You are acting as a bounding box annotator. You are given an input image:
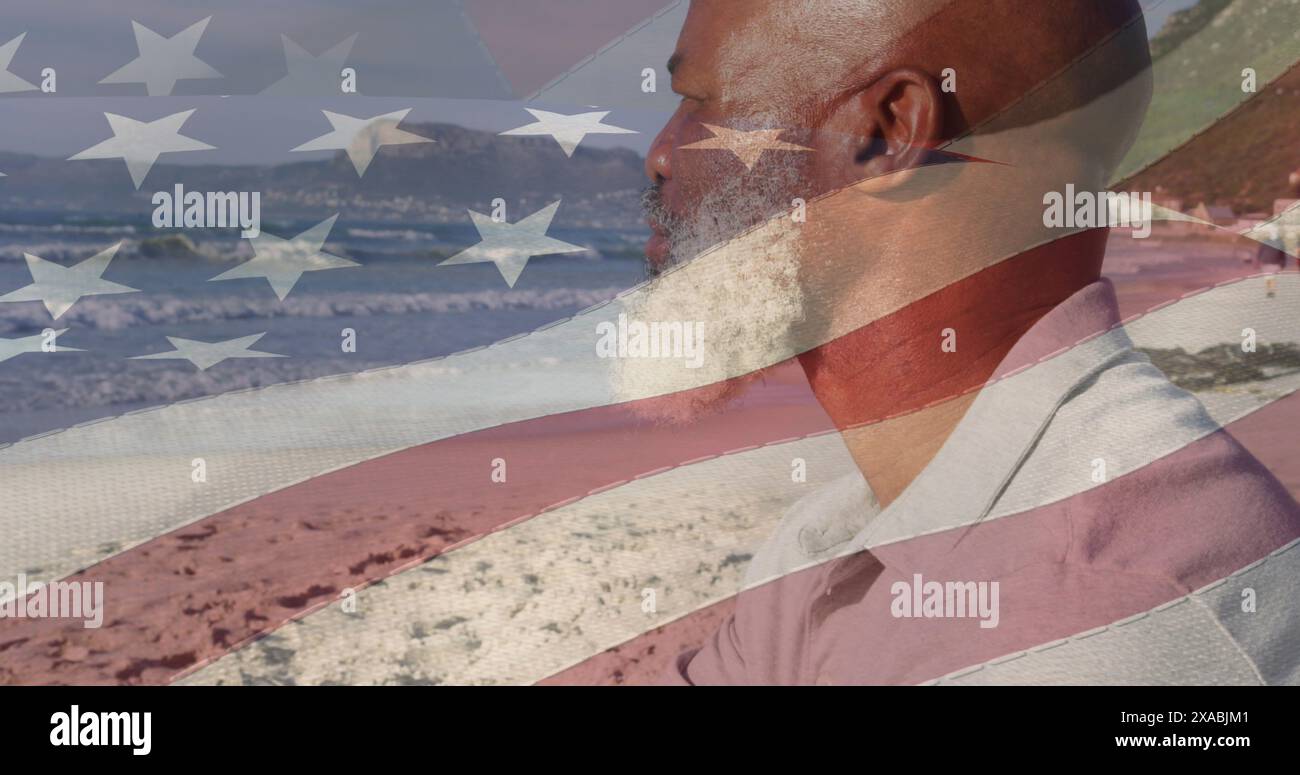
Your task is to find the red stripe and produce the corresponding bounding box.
[543,392,1300,685]
[0,232,1278,684]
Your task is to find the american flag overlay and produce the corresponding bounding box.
[0,0,1299,690]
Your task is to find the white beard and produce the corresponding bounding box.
[611,128,817,425]
[609,220,808,426]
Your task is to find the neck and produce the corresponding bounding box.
[798,229,1106,506]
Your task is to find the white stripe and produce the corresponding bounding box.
[0,151,1159,587]
[178,433,860,685]
[0,34,1220,586]
[182,277,1300,684]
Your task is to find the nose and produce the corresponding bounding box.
[644,110,681,184]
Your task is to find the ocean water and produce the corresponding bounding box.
[0,215,1263,445]
[0,213,651,443]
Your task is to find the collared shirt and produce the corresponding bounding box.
[670,279,1300,685]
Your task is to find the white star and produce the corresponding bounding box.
[291,109,431,176]
[131,333,284,371]
[680,124,812,171]
[99,17,222,96]
[0,243,138,319]
[438,201,586,288]
[262,34,357,96]
[1242,202,1300,250]
[0,329,81,365]
[500,109,637,157]
[209,215,358,300]
[69,110,215,189]
[0,33,37,93]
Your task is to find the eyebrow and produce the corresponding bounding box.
[666,52,683,76]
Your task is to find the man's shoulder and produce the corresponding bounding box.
[1006,352,1246,515]
[1032,355,1300,587]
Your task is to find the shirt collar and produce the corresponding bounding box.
[847,278,1131,555]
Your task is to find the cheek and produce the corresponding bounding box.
[670,119,731,184]
[807,128,874,193]
[664,112,829,233]
[671,157,725,210]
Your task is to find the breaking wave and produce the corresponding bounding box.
[0,287,625,334]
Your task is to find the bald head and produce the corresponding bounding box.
[674,0,1148,131]
[647,0,1152,266]
[632,0,1154,424]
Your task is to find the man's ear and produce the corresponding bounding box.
[821,68,944,184]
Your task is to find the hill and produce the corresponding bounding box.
[1115,0,1299,186]
[1122,62,1300,212]
[0,122,649,229]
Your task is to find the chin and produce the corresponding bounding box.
[610,244,808,429]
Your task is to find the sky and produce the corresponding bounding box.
[0,0,1209,164]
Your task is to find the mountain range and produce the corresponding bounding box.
[0,122,649,229]
[1118,0,1299,211]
